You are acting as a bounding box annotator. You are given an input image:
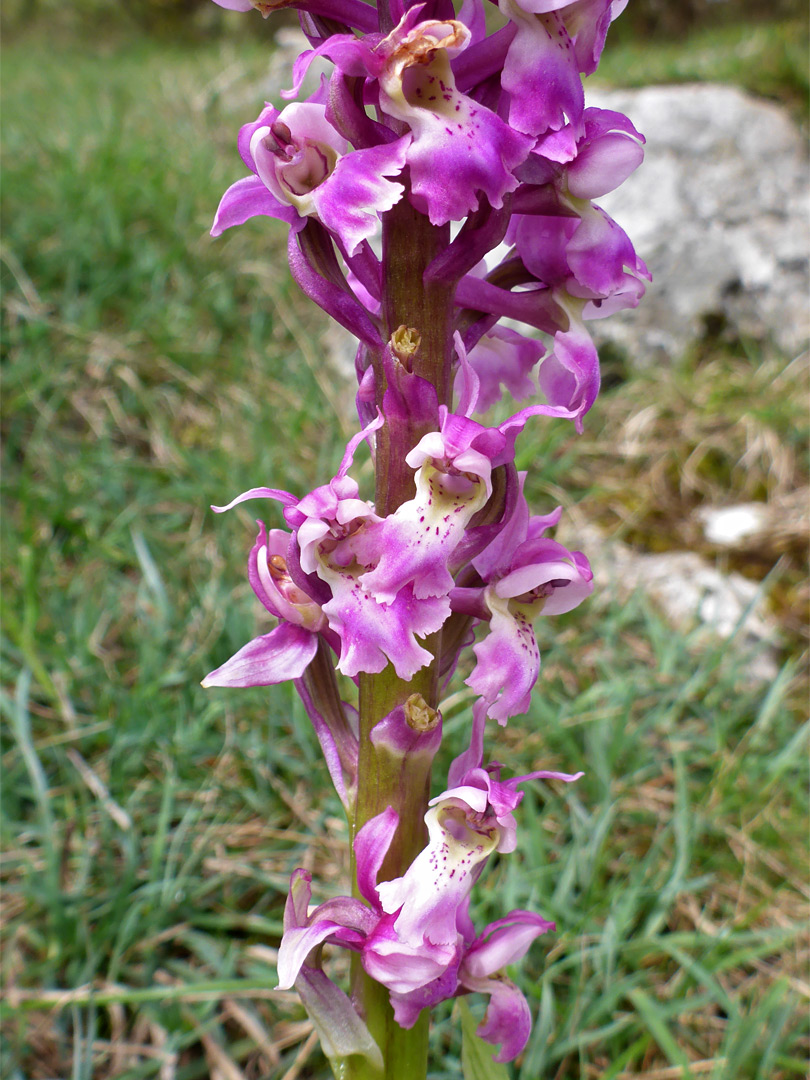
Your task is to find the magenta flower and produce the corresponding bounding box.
[454,493,594,723]
[286,9,533,225]
[456,909,555,1062]
[500,0,620,136]
[376,13,533,224]
[213,99,409,255]
[202,521,327,688]
[286,461,450,680]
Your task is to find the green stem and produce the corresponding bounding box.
[344,201,453,1080]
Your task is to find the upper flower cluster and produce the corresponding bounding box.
[212,0,648,431]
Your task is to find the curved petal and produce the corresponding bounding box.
[211,175,298,237]
[249,523,325,629]
[389,959,461,1027]
[354,807,399,906]
[211,486,298,513]
[466,586,539,723]
[462,910,555,977]
[499,4,585,137]
[277,919,362,989]
[567,129,644,199]
[362,915,459,994]
[201,623,318,688]
[461,971,533,1062]
[284,868,312,930]
[539,301,600,433]
[446,698,488,787]
[311,138,410,256]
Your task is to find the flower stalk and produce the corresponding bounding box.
[203,0,647,1074]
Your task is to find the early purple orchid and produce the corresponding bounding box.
[205,0,646,1070]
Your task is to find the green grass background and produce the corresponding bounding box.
[2,12,808,1080]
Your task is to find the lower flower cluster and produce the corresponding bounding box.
[276,701,581,1062]
[204,356,590,1060]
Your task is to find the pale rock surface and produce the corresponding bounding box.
[588,84,810,363]
[566,524,782,681]
[695,503,771,547]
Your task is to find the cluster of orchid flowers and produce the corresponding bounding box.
[205,0,646,1071]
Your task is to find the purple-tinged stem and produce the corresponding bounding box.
[346,198,455,1080]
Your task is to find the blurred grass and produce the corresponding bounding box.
[2,19,808,1080]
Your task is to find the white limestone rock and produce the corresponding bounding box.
[587,84,810,363]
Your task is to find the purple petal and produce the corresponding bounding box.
[201,622,318,688]
[354,807,399,905]
[284,868,312,931]
[295,677,354,810]
[211,486,298,514]
[211,0,253,11]
[322,572,449,680]
[311,138,410,256]
[277,919,357,990]
[495,537,594,614]
[287,226,384,348]
[461,326,545,413]
[454,274,565,336]
[362,916,459,994]
[249,523,326,630]
[211,175,298,238]
[446,698,487,786]
[567,129,644,199]
[500,8,585,137]
[237,104,277,172]
[463,972,533,1062]
[466,588,539,723]
[463,910,555,977]
[389,960,462,1027]
[539,310,600,433]
[565,204,647,299]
